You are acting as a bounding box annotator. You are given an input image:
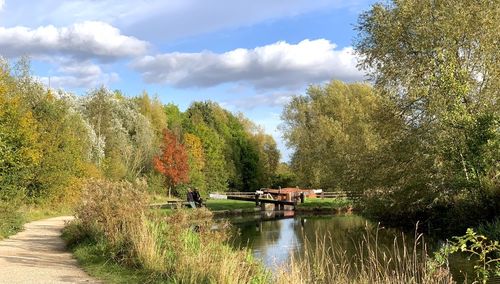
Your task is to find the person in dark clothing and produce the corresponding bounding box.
[187,188,196,208]
[193,188,203,207]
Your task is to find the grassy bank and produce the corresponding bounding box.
[64,180,475,283]
[64,180,270,284]
[205,199,258,212]
[0,209,24,239]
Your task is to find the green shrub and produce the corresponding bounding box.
[432,228,500,284]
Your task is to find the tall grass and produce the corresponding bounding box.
[64,179,270,283]
[275,226,454,284]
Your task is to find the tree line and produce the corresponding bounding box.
[281,0,499,234]
[0,59,279,223]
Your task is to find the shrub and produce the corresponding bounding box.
[432,228,500,284]
[65,179,270,283]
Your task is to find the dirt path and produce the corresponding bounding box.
[0,216,99,284]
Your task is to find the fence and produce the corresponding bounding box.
[210,191,362,200]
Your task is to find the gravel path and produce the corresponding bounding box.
[0,216,99,284]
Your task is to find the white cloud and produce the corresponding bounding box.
[38,60,119,89]
[0,0,4,11]
[133,39,365,90]
[227,93,295,110]
[0,1,369,40]
[0,21,148,60]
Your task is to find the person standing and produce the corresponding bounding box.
[187,188,196,208]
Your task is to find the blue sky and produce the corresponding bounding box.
[0,0,375,161]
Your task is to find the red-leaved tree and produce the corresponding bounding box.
[154,129,189,197]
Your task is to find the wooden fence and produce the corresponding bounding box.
[216,191,362,200]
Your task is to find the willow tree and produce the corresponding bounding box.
[281,81,396,191]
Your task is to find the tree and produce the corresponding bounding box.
[82,88,156,180]
[354,0,499,230]
[355,0,499,187]
[154,129,189,197]
[0,79,40,206]
[281,81,393,191]
[183,133,206,194]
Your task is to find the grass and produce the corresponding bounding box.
[71,241,152,284]
[0,203,74,240]
[205,199,258,212]
[0,210,25,239]
[296,198,353,210]
[22,205,74,221]
[275,228,454,284]
[64,179,270,284]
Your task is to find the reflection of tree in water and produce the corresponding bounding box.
[232,218,282,262]
[231,214,471,280]
[293,215,369,258]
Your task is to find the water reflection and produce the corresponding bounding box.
[228,212,476,282]
[231,212,378,268]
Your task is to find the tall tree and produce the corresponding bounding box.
[281,81,393,191]
[154,129,189,197]
[354,0,499,229]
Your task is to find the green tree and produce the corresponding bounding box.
[355,0,499,229]
[0,71,40,205]
[281,81,393,191]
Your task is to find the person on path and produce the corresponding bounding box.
[187,188,196,208]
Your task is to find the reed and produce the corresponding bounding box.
[64,179,270,283]
[275,226,454,284]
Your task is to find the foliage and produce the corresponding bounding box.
[153,129,189,195]
[281,80,395,191]
[183,133,206,193]
[178,101,279,192]
[0,81,40,205]
[270,163,297,188]
[353,0,500,217]
[477,218,500,242]
[279,0,499,231]
[432,228,500,283]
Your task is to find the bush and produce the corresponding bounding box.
[477,218,500,244]
[432,228,500,283]
[65,179,270,283]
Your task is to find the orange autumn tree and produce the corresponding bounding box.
[154,129,189,197]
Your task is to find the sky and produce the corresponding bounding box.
[0,0,375,161]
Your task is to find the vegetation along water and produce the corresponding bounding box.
[0,0,498,283]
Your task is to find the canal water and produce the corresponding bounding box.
[225,211,480,283]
